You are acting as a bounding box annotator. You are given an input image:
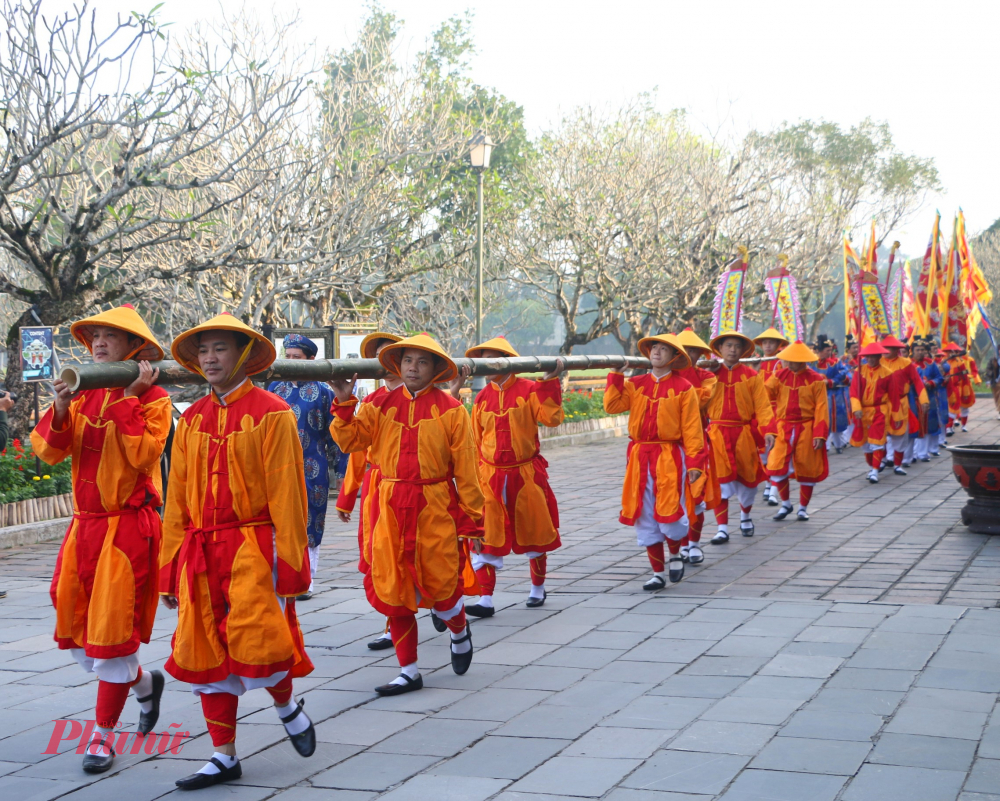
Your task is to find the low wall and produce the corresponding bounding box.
[539,414,629,450]
[0,516,69,550]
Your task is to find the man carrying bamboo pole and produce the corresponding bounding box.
[31,305,171,774]
[456,337,566,613]
[160,313,316,790]
[753,328,789,504]
[329,334,484,695]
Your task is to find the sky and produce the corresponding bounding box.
[48,0,1000,256]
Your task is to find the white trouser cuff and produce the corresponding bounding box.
[524,551,544,560]
[471,552,504,571]
[71,650,140,684]
[191,671,289,697]
[433,598,465,622]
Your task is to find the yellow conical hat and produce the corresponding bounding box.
[710,330,757,360]
[466,336,519,359]
[753,327,790,346]
[675,327,712,353]
[776,341,819,362]
[171,313,276,377]
[360,331,403,360]
[71,304,164,361]
[636,333,692,369]
[379,333,458,383]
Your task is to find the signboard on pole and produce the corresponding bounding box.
[334,322,379,396]
[19,326,56,383]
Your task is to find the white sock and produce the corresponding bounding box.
[652,571,665,580]
[476,595,494,609]
[717,524,728,534]
[450,626,472,655]
[197,751,238,775]
[133,670,154,713]
[88,729,113,756]
[740,508,752,521]
[390,662,419,686]
[275,698,310,736]
[529,583,545,600]
[781,501,793,511]
[799,506,808,514]
[375,630,392,642]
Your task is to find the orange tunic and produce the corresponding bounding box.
[849,364,893,447]
[881,356,928,437]
[947,355,979,411]
[330,385,485,616]
[473,375,563,556]
[757,358,781,416]
[159,381,313,685]
[764,368,830,483]
[32,387,172,659]
[674,365,721,512]
[604,372,705,526]
[705,364,773,488]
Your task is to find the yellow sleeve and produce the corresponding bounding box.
[30,399,80,466]
[695,374,717,412]
[750,374,774,427]
[159,417,190,594]
[529,378,565,428]
[103,392,172,473]
[329,397,377,454]
[679,387,706,468]
[812,382,829,439]
[603,372,632,414]
[448,405,485,532]
[263,409,310,595]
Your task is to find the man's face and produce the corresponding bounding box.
[377,342,403,388]
[284,347,312,361]
[197,331,243,387]
[886,346,901,359]
[849,344,859,357]
[913,344,927,361]
[865,354,882,368]
[818,345,833,360]
[648,342,674,370]
[400,348,438,392]
[719,338,745,363]
[760,339,781,357]
[91,326,137,363]
[788,361,807,373]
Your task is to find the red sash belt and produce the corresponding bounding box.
[181,515,273,613]
[74,506,159,538]
[709,420,749,427]
[482,453,540,469]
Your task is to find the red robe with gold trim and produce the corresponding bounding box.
[764,367,830,483]
[705,364,773,488]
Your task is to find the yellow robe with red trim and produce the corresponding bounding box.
[159,381,313,685]
[675,365,720,512]
[31,386,172,658]
[472,375,563,555]
[947,355,979,412]
[705,364,773,488]
[881,356,928,437]
[849,364,893,447]
[604,371,705,526]
[330,385,485,616]
[764,368,830,483]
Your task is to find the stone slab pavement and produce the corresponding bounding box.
[0,405,998,800]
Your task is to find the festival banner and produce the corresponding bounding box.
[914,212,942,336]
[764,256,805,342]
[957,210,994,342]
[888,258,916,342]
[941,218,968,349]
[711,247,748,336]
[854,270,891,341]
[843,234,864,341]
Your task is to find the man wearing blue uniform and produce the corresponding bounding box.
[268,334,335,600]
[816,335,852,454]
[913,337,945,461]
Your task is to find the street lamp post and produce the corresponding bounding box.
[469,131,494,395]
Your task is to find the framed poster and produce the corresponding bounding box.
[334,321,379,397]
[20,326,56,383]
[268,327,334,360]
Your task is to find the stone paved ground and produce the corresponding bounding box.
[1,405,999,801]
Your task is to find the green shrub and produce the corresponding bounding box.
[560,389,624,422]
[0,438,72,505]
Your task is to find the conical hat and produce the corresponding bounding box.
[360,331,403,360]
[753,327,790,346]
[940,341,963,352]
[466,336,520,359]
[637,333,691,370]
[379,334,458,383]
[859,342,888,356]
[776,341,819,362]
[710,330,757,360]
[676,327,712,353]
[71,304,164,361]
[880,335,905,348]
[171,313,276,377]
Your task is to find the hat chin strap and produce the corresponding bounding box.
[228,340,256,382]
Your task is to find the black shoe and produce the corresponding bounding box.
[643,575,666,591]
[687,545,704,565]
[465,603,495,619]
[137,669,164,736]
[668,558,684,584]
[741,522,755,537]
[82,741,115,774]
[0,589,6,598]
[368,635,394,651]
[797,509,810,521]
[772,505,792,521]
[295,591,313,601]
[836,447,844,455]
[375,673,423,696]
[279,698,315,757]
[526,590,547,608]
[893,466,907,476]
[921,457,931,462]
[176,758,242,790]
[710,531,730,544]
[450,625,473,675]
[430,612,447,631]
[766,495,780,506]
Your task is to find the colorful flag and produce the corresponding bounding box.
[957,210,994,342]
[887,257,915,341]
[765,255,805,342]
[941,217,968,349]
[855,269,891,341]
[711,247,748,336]
[979,302,999,360]
[914,212,942,336]
[843,234,864,341]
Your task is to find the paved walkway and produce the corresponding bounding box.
[1,405,998,801]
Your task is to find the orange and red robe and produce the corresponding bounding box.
[32,387,172,659]
[704,364,774,488]
[674,365,720,512]
[880,356,928,437]
[757,358,781,416]
[159,381,313,685]
[330,385,484,617]
[603,372,706,526]
[849,364,894,448]
[472,375,562,557]
[947,355,979,413]
[764,368,830,483]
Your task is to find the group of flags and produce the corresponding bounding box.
[842,211,994,354]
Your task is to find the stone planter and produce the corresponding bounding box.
[539,415,628,439]
[950,445,1000,534]
[0,493,73,528]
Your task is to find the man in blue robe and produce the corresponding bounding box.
[268,333,335,600]
[913,337,945,461]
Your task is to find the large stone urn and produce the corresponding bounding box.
[950,444,1000,534]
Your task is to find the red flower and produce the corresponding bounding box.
[18,465,23,471]
[14,454,21,460]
